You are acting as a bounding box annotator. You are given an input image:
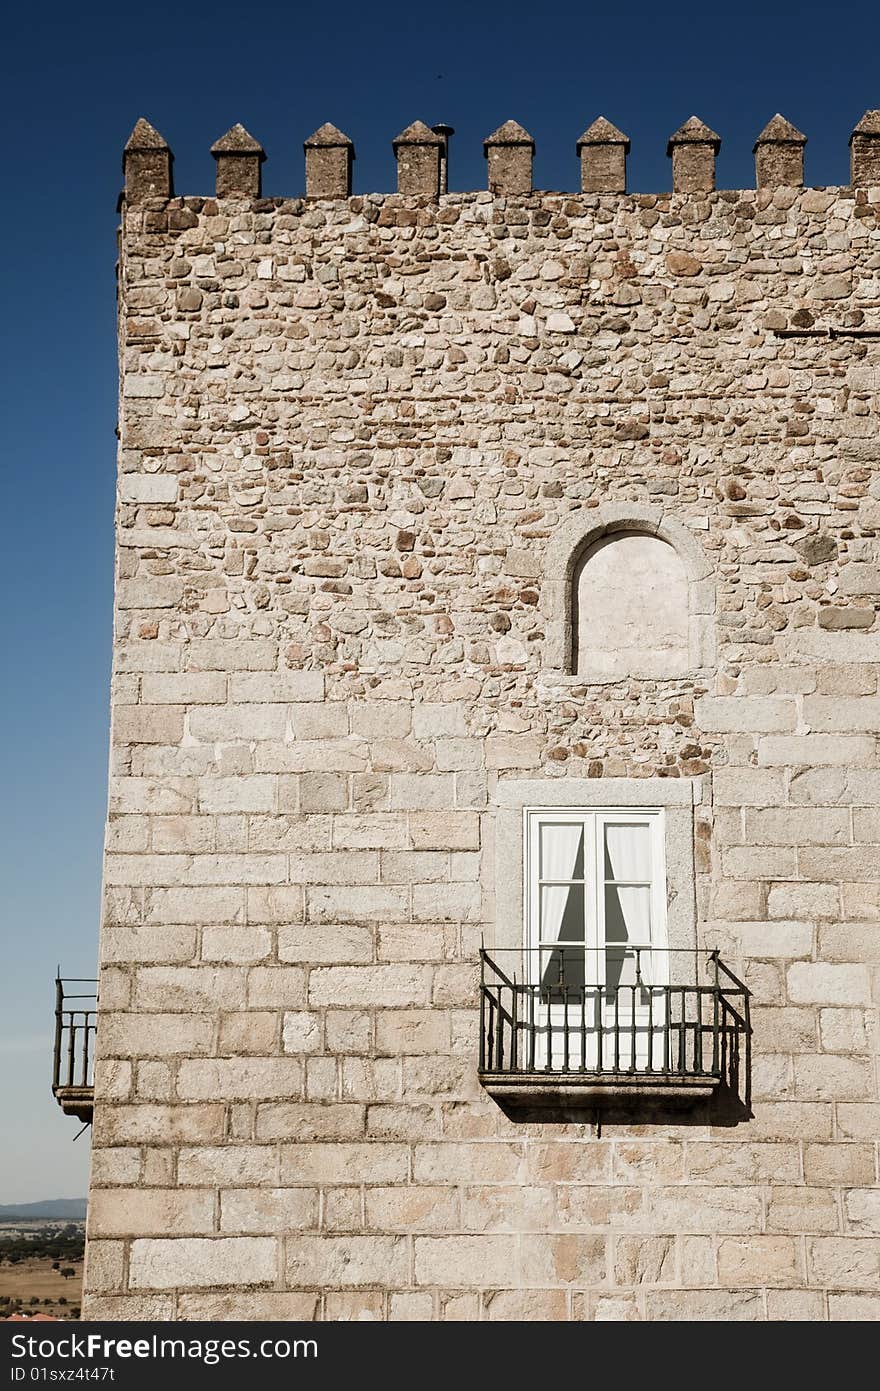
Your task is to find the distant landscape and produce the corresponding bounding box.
[0,1199,87,1221]
[0,1201,87,1319]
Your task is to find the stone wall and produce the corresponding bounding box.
[83,124,880,1320]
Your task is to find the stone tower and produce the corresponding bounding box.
[83,109,880,1321]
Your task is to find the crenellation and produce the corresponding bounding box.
[850,110,880,186]
[754,114,807,189]
[577,117,630,194]
[484,120,535,195]
[392,120,443,197]
[123,117,172,202]
[303,123,354,199]
[210,124,265,199]
[121,112,880,201]
[667,116,720,193]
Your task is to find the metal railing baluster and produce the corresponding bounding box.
[563,983,570,1072]
[529,984,536,1071]
[711,953,720,1078]
[647,982,654,1073]
[678,988,686,1072]
[53,979,63,1093]
[547,986,553,1072]
[663,988,670,1073]
[66,1018,76,1089]
[81,1016,91,1088]
[479,954,486,1072]
[580,983,586,1073]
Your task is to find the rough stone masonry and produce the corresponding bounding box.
[83,109,880,1321]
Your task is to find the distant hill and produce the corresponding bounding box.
[0,1199,87,1220]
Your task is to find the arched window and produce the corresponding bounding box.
[573,532,689,680]
[543,504,714,680]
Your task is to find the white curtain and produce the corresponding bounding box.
[604,822,651,882]
[540,823,583,943]
[604,824,652,985]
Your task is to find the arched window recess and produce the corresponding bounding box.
[543,504,715,682]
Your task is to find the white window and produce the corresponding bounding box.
[525,807,668,1069]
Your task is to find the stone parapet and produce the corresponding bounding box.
[121,112,880,202]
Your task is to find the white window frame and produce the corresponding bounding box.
[524,807,668,1068]
[525,806,668,994]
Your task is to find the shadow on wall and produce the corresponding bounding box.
[496,1086,753,1132]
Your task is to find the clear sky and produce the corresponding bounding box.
[1,0,877,1203]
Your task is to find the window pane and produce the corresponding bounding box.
[540,883,585,943]
[540,945,585,996]
[540,823,584,881]
[605,947,652,997]
[605,883,651,945]
[604,822,651,882]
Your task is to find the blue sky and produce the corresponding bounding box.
[1,0,877,1202]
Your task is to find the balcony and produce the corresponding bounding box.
[478,948,750,1110]
[52,978,96,1123]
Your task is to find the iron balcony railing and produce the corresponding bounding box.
[52,978,97,1122]
[479,947,750,1104]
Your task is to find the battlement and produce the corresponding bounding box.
[124,111,880,203]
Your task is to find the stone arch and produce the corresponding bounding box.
[543,504,715,679]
